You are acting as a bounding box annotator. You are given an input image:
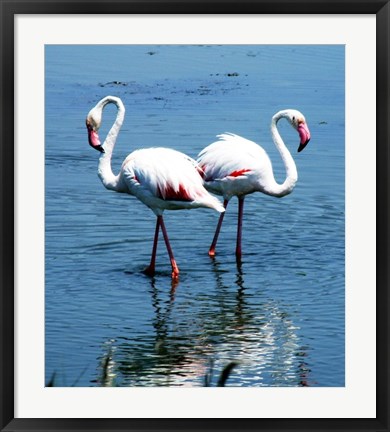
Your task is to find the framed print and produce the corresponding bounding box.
[1,0,389,431]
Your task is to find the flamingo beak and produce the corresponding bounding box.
[86,122,105,153]
[297,122,311,153]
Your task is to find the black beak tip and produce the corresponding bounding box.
[298,139,310,153]
[89,142,105,153]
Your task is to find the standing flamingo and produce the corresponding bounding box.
[197,109,311,259]
[86,95,225,279]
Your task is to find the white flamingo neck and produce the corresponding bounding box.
[97,96,126,191]
[263,112,298,197]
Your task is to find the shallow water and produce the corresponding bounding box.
[45,45,344,387]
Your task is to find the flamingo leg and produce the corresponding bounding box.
[236,197,245,259]
[208,199,229,257]
[159,216,180,279]
[144,216,161,276]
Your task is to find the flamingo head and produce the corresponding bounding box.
[285,110,311,153]
[86,107,105,153]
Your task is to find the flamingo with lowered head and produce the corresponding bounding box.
[86,95,225,279]
[197,109,311,259]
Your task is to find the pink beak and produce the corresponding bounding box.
[87,125,105,153]
[297,122,311,152]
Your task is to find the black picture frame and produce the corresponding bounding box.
[1,1,388,431]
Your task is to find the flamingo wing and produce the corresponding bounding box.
[121,147,225,213]
[123,148,201,198]
[198,133,268,181]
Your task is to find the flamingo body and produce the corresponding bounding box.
[197,110,311,258]
[198,133,276,199]
[119,147,225,215]
[86,96,224,279]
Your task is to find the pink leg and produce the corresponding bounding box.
[159,216,180,279]
[144,217,160,276]
[208,199,229,257]
[236,197,244,259]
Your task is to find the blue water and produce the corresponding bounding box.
[45,45,344,387]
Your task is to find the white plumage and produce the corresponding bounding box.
[198,133,274,199]
[86,95,224,279]
[120,147,224,215]
[197,110,311,258]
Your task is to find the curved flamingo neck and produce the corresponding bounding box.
[97,96,125,191]
[262,111,298,197]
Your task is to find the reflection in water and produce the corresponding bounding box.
[94,259,313,387]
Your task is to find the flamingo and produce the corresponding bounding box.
[85,95,225,279]
[197,109,311,259]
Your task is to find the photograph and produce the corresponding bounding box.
[3,2,388,431]
[45,44,345,388]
